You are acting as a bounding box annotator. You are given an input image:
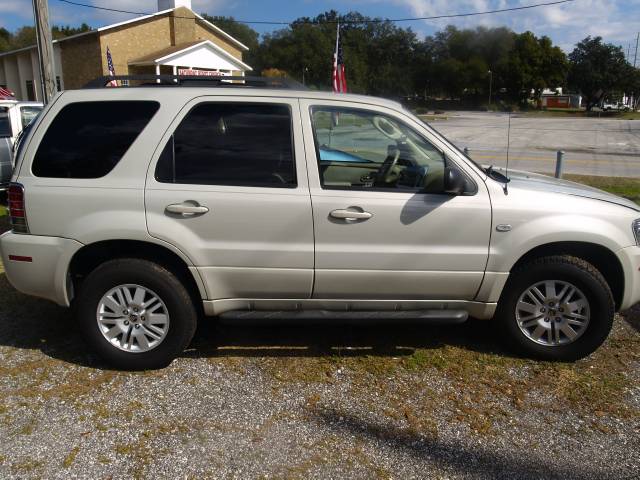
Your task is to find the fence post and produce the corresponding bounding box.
[555,151,564,178]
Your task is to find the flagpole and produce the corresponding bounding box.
[332,22,340,92]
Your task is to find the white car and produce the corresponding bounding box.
[0,100,43,188]
[1,76,639,369]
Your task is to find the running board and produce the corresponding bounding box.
[218,309,468,325]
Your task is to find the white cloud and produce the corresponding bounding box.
[0,0,34,26]
[47,0,226,28]
[345,0,640,52]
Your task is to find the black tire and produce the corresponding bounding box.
[75,258,198,370]
[496,255,614,361]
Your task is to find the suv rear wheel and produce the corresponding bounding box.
[496,255,614,361]
[75,258,198,370]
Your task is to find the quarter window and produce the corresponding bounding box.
[33,101,159,178]
[311,107,446,193]
[155,103,296,188]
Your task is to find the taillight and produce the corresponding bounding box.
[8,183,29,234]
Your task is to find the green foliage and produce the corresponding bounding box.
[0,24,92,53]
[253,10,420,96]
[52,23,92,40]
[250,18,570,103]
[199,15,260,66]
[568,37,629,110]
[4,10,638,109]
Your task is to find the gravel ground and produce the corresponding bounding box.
[0,260,638,479]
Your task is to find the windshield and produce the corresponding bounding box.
[0,107,11,137]
[403,107,488,174]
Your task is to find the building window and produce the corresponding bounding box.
[56,76,61,92]
[33,101,160,178]
[25,80,36,101]
[155,103,296,188]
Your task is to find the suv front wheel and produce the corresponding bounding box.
[75,258,198,370]
[496,255,615,361]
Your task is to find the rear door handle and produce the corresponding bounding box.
[165,202,209,216]
[330,208,373,221]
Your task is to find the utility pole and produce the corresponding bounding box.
[634,32,639,68]
[488,70,493,108]
[32,0,57,103]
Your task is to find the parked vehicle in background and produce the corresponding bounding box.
[601,102,630,112]
[0,100,43,189]
[1,76,640,370]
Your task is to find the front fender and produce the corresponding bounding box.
[487,213,633,273]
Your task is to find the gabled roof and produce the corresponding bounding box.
[0,7,249,58]
[193,13,249,51]
[128,40,252,71]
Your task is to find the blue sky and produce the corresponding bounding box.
[2,0,640,54]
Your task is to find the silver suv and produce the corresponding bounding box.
[2,76,639,370]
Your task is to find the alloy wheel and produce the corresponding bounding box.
[96,284,170,353]
[515,280,590,347]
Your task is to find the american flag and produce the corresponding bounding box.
[0,86,14,100]
[106,46,118,87]
[332,23,347,93]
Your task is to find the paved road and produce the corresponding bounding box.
[426,112,640,177]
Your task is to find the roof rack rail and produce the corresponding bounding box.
[84,75,307,90]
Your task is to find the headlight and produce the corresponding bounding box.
[633,219,640,245]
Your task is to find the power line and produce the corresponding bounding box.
[56,0,578,26]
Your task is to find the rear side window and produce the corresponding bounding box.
[155,103,296,188]
[33,101,159,178]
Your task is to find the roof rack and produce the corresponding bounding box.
[84,75,307,90]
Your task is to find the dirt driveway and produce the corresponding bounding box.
[0,259,638,479]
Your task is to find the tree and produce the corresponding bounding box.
[568,36,628,110]
[200,15,260,67]
[503,32,568,104]
[0,24,92,53]
[254,10,422,96]
[52,23,92,40]
[10,26,36,50]
[0,28,11,53]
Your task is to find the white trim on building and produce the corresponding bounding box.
[129,40,251,71]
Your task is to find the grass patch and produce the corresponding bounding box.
[416,114,449,122]
[615,111,640,120]
[563,174,640,205]
[62,446,80,468]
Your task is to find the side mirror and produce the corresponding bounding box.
[444,166,473,195]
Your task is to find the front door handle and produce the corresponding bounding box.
[165,202,209,216]
[330,208,373,221]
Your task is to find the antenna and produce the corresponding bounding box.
[503,112,512,194]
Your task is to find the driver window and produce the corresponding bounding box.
[311,107,445,193]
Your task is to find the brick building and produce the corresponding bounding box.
[0,0,251,101]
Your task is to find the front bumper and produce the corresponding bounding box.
[617,245,640,310]
[0,231,83,306]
